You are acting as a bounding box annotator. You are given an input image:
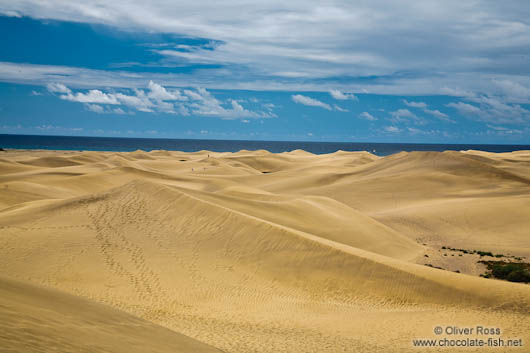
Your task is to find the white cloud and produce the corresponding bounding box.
[147,80,187,101]
[86,104,104,113]
[402,100,427,109]
[493,79,530,103]
[391,109,417,119]
[407,127,439,135]
[1,2,530,102]
[447,96,530,125]
[424,108,455,123]
[359,112,377,121]
[185,87,272,119]
[42,80,272,119]
[115,91,154,112]
[402,100,454,123]
[47,82,71,94]
[389,108,425,124]
[61,89,120,104]
[7,0,526,86]
[2,10,21,17]
[292,94,331,110]
[446,102,482,115]
[333,104,348,112]
[329,89,358,101]
[486,124,523,134]
[4,61,530,100]
[384,126,400,133]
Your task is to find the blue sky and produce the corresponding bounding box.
[0,2,529,143]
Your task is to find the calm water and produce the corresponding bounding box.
[1,134,529,156]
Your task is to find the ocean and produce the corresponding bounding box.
[1,134,529,156]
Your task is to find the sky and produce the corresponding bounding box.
[0,1,529,143]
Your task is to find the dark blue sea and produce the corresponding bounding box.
[1,134,529,157]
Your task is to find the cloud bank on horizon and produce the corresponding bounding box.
[0,1,529,142]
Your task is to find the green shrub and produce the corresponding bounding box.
[477,251,494,257]
[480,261,530,283]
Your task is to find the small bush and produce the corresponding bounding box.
[480,261,530,283]
[477,251,494,257]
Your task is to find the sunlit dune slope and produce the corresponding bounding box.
[0,276,222,353]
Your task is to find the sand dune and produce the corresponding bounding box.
[1,148,529,352]
[0,276,221,353]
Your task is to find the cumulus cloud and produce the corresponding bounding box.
[113,107,126,114]
[86,104,105,113]
[61,89,120,104]
[359,112,377,121]
[183,87,270,119]
[46,81,272,119]
[47,82,71,94]
[291,94,332,110]
[329,89,358,101]
[115,91,154,112]
[147,80,187,101]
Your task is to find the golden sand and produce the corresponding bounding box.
[1,149,529,352]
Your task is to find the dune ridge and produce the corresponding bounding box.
[1,148,529,352]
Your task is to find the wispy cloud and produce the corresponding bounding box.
[333,104,348,112]
[291,94,349,112]
[447,96,530,124]
[423,108,454,123]
[359,112,377,121]
[291,94,332,110]
[446,102,481,115]
[403,99,454,123]
[329,89,357,101]
[384,126,400,133]
[1,2,530,101]
[402,100,427,109]
[389,109,425,125]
